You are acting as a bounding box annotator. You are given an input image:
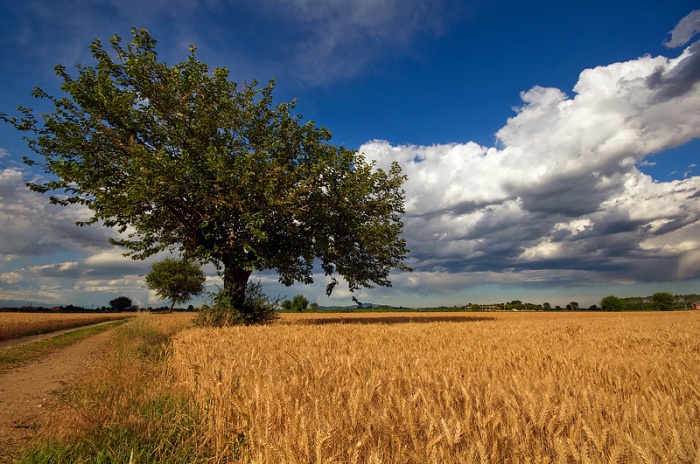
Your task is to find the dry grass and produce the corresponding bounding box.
[0,312,134,341]
[172,311,700,463]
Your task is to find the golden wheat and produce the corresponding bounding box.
[172,311,700,463]
[0,312,133,341]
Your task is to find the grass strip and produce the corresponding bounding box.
[20,314,203,464]
[0,319,130,372]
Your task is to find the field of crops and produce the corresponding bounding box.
[172,311,700,463]
[0,312,134,341]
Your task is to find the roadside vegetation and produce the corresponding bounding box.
[20,313,198,463]
[17,310,700,463]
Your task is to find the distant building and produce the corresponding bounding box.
[466,304,503,311]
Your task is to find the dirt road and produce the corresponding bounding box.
[0,328,114,462]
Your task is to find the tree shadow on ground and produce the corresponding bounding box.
[290,315,495,325]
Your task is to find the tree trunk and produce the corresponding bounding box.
[222,265,252,309]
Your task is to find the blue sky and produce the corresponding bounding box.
[1,0,699,309]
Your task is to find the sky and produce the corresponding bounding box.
[1,0,699,309]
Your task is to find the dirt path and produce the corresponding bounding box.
[0,328,115,462]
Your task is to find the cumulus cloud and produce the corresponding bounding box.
[0,167,116,259]
[362,38,700,288]
[648,40,700,101]
[0,167,160,305]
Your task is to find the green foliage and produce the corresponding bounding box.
[618,296,646,311]
[503,301,541,311]
[291,294,309,312]
[651,292,676,311]
[145,257,205,312]
[194,282,278,326]
[109,296,132,311]
[605,293,691,311]
[22,396,201,464]
[2,28,410,312]
[601,295,623,312]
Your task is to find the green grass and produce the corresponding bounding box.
[0,319,129,372]
[19,315,205,464]
[21,395,200,464]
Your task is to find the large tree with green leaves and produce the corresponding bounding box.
[600,295,623,312]
[1,28,410,318]
[145,257,206,312]
[650,292,675,311]
[109,296,133,311]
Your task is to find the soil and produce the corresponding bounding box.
[0,326,115,462]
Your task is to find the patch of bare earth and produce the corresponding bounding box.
[0,329,113,462]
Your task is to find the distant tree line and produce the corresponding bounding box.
[468,293,699,312]
[600,293,698,311]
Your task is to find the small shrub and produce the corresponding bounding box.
[194,282,278,327]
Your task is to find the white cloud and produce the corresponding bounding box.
[0,167,173,306]
[665,9,700,48]
[0,167,116,258]
[362,38,700,286]
[0,271,23,285]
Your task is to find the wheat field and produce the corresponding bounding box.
[172,311,700,463]
[0,312,133,341]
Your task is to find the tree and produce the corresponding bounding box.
[109,296,132,311]
[145,257,206,312]
[600,295,623,312]
[651,292,675,311]
[542,302,551,310]
[291,294,309,312]
[2,29,410,322]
